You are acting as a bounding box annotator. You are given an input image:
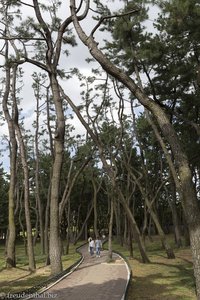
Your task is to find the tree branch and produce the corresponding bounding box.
[18,1,34,8]
[25,57,49,72]
[0,36,45,41]
[91,8,140,37]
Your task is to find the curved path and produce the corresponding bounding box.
[33,244,130,300]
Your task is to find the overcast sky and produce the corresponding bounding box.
[0,0,159,172]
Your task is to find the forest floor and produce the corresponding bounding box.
[109,235,196,300]
[0,235,196,299]
[0,241,81,295]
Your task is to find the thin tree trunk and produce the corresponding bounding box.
[128,222,134,259]
[73,204,81,243]
[148,216,154,242]
[17,143,36,270]
[34,90,45,254]
[66,202,71,255]
[134,173,175,259]
[124,215,127,244]
[114,200,122,245]
[118,189,150,263]
[59,157,91,223]
[108,196,114,261]
[74,202,94,244]
[33,205,39,246]
[167,180,182,248]
[3,61,17,268]
[182,213,190,247]
[18,188,27,256]
[44,91,53,261]
[142,204,148,245]
[44,184,51,263]
[12,65,35,271]
[92,177,98,238]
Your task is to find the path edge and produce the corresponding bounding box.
[1,243,86,300]
[112,250,132,300]
[102,239,132,300]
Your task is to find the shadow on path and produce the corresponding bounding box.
[30,244,129,300]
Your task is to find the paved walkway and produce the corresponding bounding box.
[33,244,130,300]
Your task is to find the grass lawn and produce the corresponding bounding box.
[109,236,196,300]
[0,240,82,295]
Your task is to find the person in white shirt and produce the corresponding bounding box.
[95,237,102,257]
[89,238,95,256]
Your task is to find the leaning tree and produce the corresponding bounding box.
[69,0,200,296]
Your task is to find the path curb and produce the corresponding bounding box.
[102,241,132,300]
[112,250,132,300]
[0,244,86,300]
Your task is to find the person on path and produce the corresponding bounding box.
[89,237,95,256]
[95,236,102,257]
[88,236,92,252]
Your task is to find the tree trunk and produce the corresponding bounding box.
[148,216,154,242]
[148,201,175,259]
[17,152,35,270]
[66,202,71,255]
[168,180,182,248]
[35,91,45,254]
[182,212,191,247]
[108,196,114,261]
[142,204,148,245]
[44,95,54,260]
[129,166,175,259]
[33,206,39,246]
[128,223,134,259]
[118,190,150,263]
[49,73,65,275]
[146,112,183,247]
[18,189,27,256]
[123,215,127,244]
[114,200,122,245]
[92,178,98,238]
[12,66,35,271]
[74,202,94,244]
[2,64,17,268]
[44,184,51,263]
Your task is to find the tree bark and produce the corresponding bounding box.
[108,195,114,261]
[11,65,35,271]
[49,73,64,275]
[118,189,150,263]
[114,200,123,245]
[15,128,36,271]
[34,88,45,254]
[3,64,17,268]
[128,222,134,259]
[74,202,94,244]
[146,111,182,247]
[92,177,98,238]
[168,180,182,248]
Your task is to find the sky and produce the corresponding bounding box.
[0,0,159,172]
